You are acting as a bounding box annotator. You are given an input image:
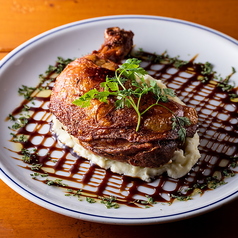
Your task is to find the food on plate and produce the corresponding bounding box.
[49,27,200,181]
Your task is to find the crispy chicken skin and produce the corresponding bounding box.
[50,27,198,168]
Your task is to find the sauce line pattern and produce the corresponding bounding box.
[6,52,238,208]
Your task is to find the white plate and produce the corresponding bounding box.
[0,15,237,225]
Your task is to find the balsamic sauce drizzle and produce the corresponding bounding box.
[6,52,238,208]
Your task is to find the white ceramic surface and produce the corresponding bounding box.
[0,15,237,225]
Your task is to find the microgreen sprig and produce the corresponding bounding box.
[73,58,190,139]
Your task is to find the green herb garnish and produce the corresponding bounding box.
[171,116,191,142]
[18,85,36,100]
[30,172,40,179]
[171,194,192,201]
[100,196,120,209]
[46,179,67,187]
[217,68,236,92]
[30,172,48,179]
[207,177,227,189]
[8,114,16,121]
[11,134,28,143]
[73,58,189,138]
[86,197,96,203]
[201,62,213,75]
[230,156,238,168]
[222,169,235,178]
[31,163,43,171]
[20,148,37,163]
[193,175,228,190]
[169,56,188,68]
[46,57,74,74]
[141,195,157,208]
[9,116,29,130]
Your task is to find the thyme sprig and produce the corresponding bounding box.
[8,115,29,130]
[132,49,189,68]
[46,179,67,187]
[171,194,192,201]
[217,67,236,92]
[140,195,157,208]
[100,196,120,209]
[45,57,74,74]
[20,148,37,163]
[18,85,36,100]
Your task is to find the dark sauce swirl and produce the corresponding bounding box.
[6,52,238,208]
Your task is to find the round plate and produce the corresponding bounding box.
[0,15,237,225]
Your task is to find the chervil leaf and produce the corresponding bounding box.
[100,76,119,91]
[118,58,147,79]
[178,117,191,127]
[95,91,115,103]
[178,127,187,143]
[73,58,189,138]
[171,116,191,142]
[72,89,100,107]
[163,88,176,98]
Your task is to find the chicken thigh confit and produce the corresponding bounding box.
[49,27,198,169]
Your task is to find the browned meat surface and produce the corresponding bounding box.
[50,27,198,168]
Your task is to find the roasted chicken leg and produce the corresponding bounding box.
[49,27,198,168]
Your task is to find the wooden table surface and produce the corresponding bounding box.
[0,0,238,237]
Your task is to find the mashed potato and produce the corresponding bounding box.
[51,75,200,182]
